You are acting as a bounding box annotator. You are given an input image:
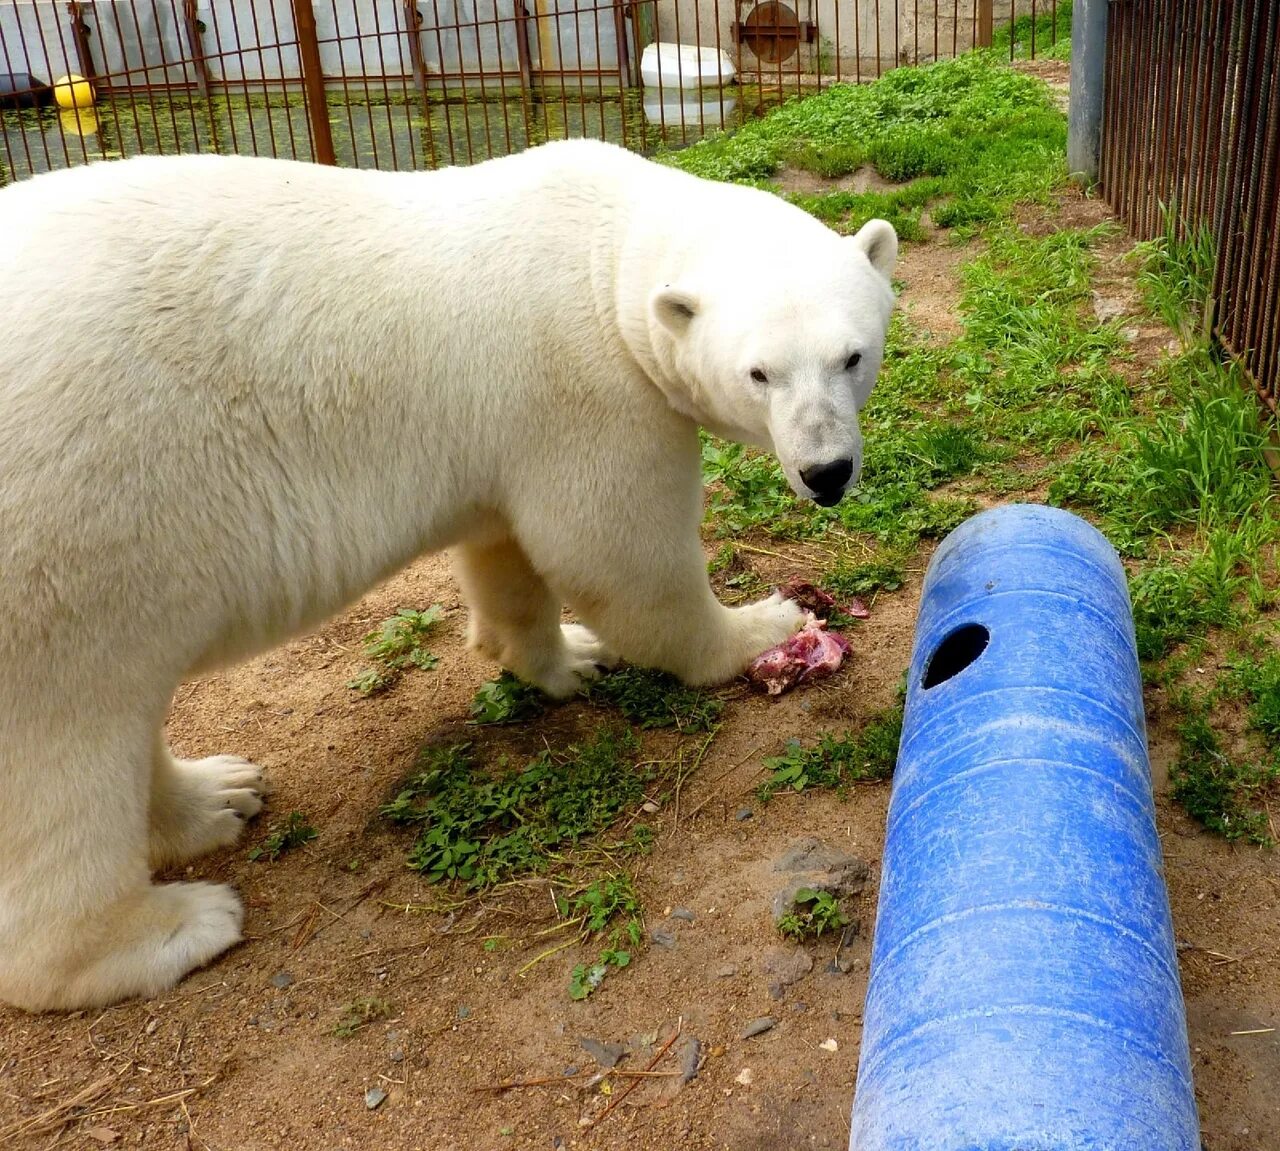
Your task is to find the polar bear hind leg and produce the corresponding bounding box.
[0,710,247,1012]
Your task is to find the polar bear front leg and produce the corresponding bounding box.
[150,739,265,870]
[517,520,804,688]
[452,536,618,699]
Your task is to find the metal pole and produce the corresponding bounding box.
[1067,0,1109,183]
[292,0,336,165]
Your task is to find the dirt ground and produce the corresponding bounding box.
[3,178,1279,1151]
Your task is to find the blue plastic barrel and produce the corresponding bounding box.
[849,504,1199,1151]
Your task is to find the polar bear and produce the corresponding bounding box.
[0,139,897,1011]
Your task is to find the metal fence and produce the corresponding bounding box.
[1100,0,1280,412]
[0,0,1066,182]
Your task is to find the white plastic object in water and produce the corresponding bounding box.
[639,42,736,90]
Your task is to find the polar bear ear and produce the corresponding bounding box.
[651,286,701,336]
[850,218,899,279]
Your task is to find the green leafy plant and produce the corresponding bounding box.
[348,606,444,695]
[777,887,848,940]
[469,671,547,725]
[248,811,318,862]
[562,874,644,1000]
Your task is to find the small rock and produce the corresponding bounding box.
[716,964,737,978]
[1091,291,1131,323]
[650,928,678,949]
[709,1045,726,1058]
[735,1067,754,1086]
[819,1038,839,1053]
[771,839,869,924]
[740,1017,776,1040]
[389,1048,404,1063]
[269,972,295,990]
[760,945,814,988]
[578,1037,627,1069]
[562,1065,580,1078]
[386,1030,401,1043]
[456,1005,471,1020]
[677,1036,702,1083]
[1121,326,1141,343]
[735,808,754,822]
[670,907,696,923]
[364,1087,388,1110]
[642,800,660,813]
[767,981,785,1001]
[144,1018,159,1035]
[792,1002,808,1013]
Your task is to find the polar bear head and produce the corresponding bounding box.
[649,217,898,507]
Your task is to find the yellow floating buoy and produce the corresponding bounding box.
[53,73,95,110]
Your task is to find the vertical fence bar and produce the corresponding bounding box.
[292,0,336,163]
[976,0,992,48]
[1067,0,1107,183]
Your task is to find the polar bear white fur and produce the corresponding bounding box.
[0,139,897,1011]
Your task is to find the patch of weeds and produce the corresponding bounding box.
[783,139,865,178]
[1129,540,1245,661]
[1170,705,1277,845]
[248,811,317,862]
[382,732,649,888]
[777,888,848,940]
[348,606,444,696]
[333,997,394,1038]
[470,671,546,725]
[1226,651,1280,744]
[1135,204,1215,338]
[825,557,905,599]
[586,666,723,731]
[562,874,645,1000]
[759,705,904,800]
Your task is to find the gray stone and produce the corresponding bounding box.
[388,1048,405,1063]
[650,928,678,949]
[669,907,696,923]
[677,1036,702,1083]
[760,945,814,988]
[770,837,869,924]
[269,972,295,989]
[716,964,737,978]
[735,808,754,822]
[740,1017,776,1040]
[364,1087,388,1110]
[578,1037,626,1069]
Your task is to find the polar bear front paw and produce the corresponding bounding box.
[561,623,619,671]
[151,755,265,869]
[510,624,617,700]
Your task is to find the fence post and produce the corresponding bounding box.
[976,0,994,48]
[292,0,336,165]
[1067,0,1109,183]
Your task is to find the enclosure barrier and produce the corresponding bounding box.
[0,0,1066,182]
[1100,0,1280,412]
[849,504,1200,1150]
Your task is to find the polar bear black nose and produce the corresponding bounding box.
[801,458,853,505]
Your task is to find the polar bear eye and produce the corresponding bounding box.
[845,352,863,371]
[750,369,769,384]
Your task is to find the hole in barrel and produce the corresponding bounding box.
[921,623,990,689]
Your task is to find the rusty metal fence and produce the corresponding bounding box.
[1100,0,1280,411]
[0,0,1066,182]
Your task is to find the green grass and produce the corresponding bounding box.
[561,874,645,1000]
[381,733,652,889]
[470,672,547,725]
[333,997,395,1038]
[665,53,1066,237]
[759,705,904,800]
[1135,205,1216,338]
